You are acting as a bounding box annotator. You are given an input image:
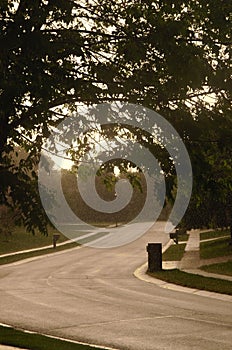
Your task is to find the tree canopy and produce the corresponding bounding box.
[0,0,231,234]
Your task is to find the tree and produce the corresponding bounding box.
[0,204,18,240]
[181,132,232,241]
[0,0,231,234]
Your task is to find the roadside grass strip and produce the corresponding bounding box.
[200,237,232,259]
[162,243,186,261]
[0,242,79,266]
[0,227,68,255]
[177,233,189,242]
[200,229,230,241]
[148,269,232,296]
[0,325,116,350]
[200,261,232,277]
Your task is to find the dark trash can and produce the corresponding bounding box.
[146,243,162,272]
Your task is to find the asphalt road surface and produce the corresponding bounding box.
[0,222,231,350]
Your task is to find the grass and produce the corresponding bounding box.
[0,325,105,350]
[0,225,68,255]
[162,243,186,261]
[0,242,79,265]
[200,229,230,241]
[150,229,232,295]
[0,223,117,266]
[200,237,232,259]
[177,233,189,242]
[148,269,232,295]
[0,222,120,256]
[200,261,232,277]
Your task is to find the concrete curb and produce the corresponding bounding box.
[134,262,232,302]
[0,239,74,259]
[0,246,81,268]
[134,237,232,303]
[181,267,232,281]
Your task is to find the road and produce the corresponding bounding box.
[0,222,231,350]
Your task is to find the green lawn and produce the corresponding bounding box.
[0,242,79,265]
[162,243,186,261]
[0,325,106,350]
[200,261,232,277]
[200,237,232,259]
[0,222,120,256]
[151,229,232,295]
[200,229,230,241]
[0,225,68,255]
[177,233,189,242]
[148,269,232,295]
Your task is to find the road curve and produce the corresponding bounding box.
[0,222,231,350]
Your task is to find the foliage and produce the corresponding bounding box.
[0,204,17,239]
[181,143,232,236]
[61,168,147,226]
[0,0,231,233]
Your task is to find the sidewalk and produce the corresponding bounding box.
[164,230,232,282]
[135,230,232,302]
[179,230,201,269]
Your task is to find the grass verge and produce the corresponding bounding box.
[177,233,189,242]
[0,222,119,256]
[0,325,106,350]
[0,226,68,255]
[200,261,232,277]
[200,237,232,259]
[162,243,186,261]
[200,229,230,241]
[148,269,232,295]
[0,242,79,265]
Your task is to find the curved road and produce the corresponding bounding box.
[0,222,231,350]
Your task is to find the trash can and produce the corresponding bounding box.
[146,243,162,272]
